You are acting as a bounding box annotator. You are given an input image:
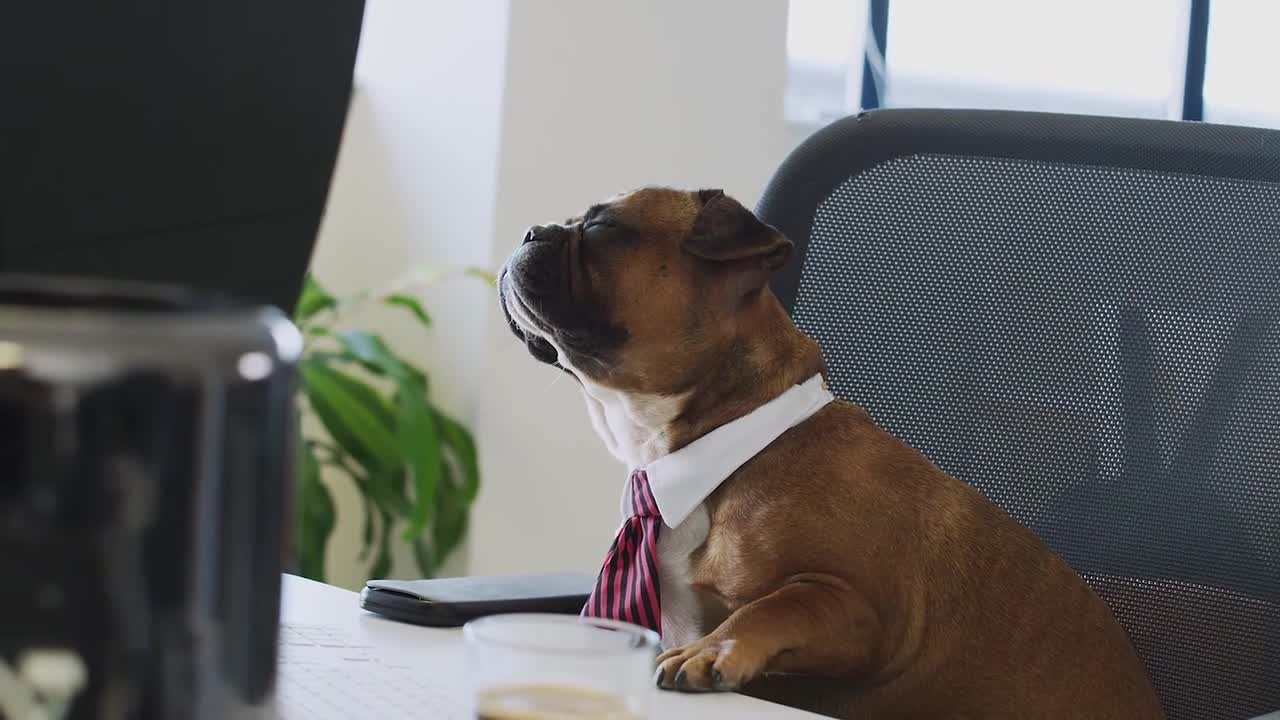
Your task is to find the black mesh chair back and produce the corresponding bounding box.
[758,109,1280,720]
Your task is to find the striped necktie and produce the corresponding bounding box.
[582,469,662,634]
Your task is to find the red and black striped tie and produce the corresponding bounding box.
[582,469,662,634]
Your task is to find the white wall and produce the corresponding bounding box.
[310,0,793,586]
[307,0,510,589]
[469,0,792,575]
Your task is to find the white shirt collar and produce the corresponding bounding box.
[622,374,834,528]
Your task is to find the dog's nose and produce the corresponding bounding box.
[523,225,567,245]
[523,225,548,245]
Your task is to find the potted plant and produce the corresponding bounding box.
[292,270,487,582]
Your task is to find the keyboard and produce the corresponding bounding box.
[274,623,467,719]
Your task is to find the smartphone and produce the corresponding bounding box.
[359,573,595,627]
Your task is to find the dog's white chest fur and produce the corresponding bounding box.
[657,503,716,650]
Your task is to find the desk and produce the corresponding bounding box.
[277,573,821,719]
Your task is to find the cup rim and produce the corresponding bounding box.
[463,613,660,656]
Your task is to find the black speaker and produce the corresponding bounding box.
[0,275,299,719]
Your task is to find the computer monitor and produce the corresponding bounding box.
[0,1,366,313]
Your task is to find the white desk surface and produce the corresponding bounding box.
[278,573,822,719]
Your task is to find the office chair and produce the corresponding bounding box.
[758,109,1280,720]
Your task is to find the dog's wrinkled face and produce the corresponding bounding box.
[498,187,792,395]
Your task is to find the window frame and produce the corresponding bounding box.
[853,0,1212,122]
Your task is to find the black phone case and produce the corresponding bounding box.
[359,573,595,627]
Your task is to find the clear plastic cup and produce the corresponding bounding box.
[463,614,660,720]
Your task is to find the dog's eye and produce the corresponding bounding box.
[584,220,617,234]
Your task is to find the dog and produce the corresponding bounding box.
[498,187,1165,719]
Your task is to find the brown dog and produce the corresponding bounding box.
[498,187,1165,719]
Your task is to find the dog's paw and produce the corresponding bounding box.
[654,636,767,693]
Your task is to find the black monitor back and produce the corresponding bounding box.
[0,0,366,312]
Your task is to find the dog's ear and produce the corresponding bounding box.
[684,189,793,272]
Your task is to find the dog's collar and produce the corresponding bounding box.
[622,374,835,528]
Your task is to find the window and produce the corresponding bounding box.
[785,0,870,127]
[885,1,1183,119]
[1203,2,1280,129]
[786,0,1280,132]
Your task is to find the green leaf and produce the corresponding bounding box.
[296,441,335,581]
[304,350,347,364]
[384,292,432,328]
[465,267,498,287]
[398,385,443,539]
[433,463,469,567]
[300,361,400,475]
[436,409,480,501]
[296,274,337,323]
[370,508,394,580]
[412,534,437,578]
[367,468,413,517]
[357,475,376,562]
[333,330,428,389]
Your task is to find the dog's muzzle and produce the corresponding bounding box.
[508,224,572,300]
[498,249,562,367]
